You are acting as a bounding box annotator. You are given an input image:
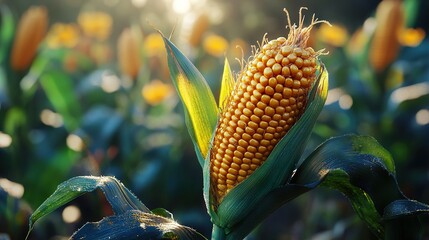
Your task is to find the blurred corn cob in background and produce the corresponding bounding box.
[117,27,142,79]
[369,0,404,72]
[10,6,48,71]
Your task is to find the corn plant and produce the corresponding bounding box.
[27,8,429,239]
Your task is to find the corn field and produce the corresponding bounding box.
[1,0,429,239]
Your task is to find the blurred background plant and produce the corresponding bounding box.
[0,0,428,239]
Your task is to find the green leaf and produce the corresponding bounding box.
[384,199,429,220]
[28,176,149,232]
[0,5,14,64]
[39,70,81,131]
[227,184,312,239]
[71,210,207,240]
[162,35,218,164]
[4,107,26,135]
[79,106,124,150]
[404,0,420,27]
[290,135,406,239]
[209,63,329,234]
[219,58,234,110]
[383,200,429,240]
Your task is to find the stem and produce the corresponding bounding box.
[211,224,226,240]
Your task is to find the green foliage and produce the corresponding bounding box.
[1,0,428,239]
[27,176,206,240]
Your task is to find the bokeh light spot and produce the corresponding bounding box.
[40,109,64,128]
[172,0,191,14]
[416,109,429,126]
[0,132,12,148]
[0,178,24,198]
[339,95,353,110]
[62,205,81,223]
[101,73,121,93]
[66,134,85,152]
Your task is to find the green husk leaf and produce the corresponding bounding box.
[219,58,234,110]
[162,35,218,165]
[290,135,406,239]
[71,210,207,240]
[39,70,81,131]
[28,176,149,233]
[227,184,312,239]
[209,63,328,233]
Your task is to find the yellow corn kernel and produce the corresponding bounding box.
[10,6,48,71]
[210,9,326,205]
[369,0,404,72]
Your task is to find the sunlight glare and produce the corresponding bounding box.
[131,0,148,7]
[173,0,191,14]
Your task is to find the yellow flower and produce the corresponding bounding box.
[141,80,174,105]
[143,33,166,57]
[10,6,48,71]
[77,11,112,41]
[117,28,141,78]
[45,23,80,49]
[398,28,425,47]
[317,23,348,47]
[203,34,229,57]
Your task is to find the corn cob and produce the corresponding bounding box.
[369,0,404,72]
[210,8,326,205]
[188,13,210,47]
[10,6,48,71]
[117,28,141,78]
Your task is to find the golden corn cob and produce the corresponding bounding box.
[10,6,48,71]
[188,13,210,47]
[369,0,404,72]
[210,9,326,205]
[117,28,141,78]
